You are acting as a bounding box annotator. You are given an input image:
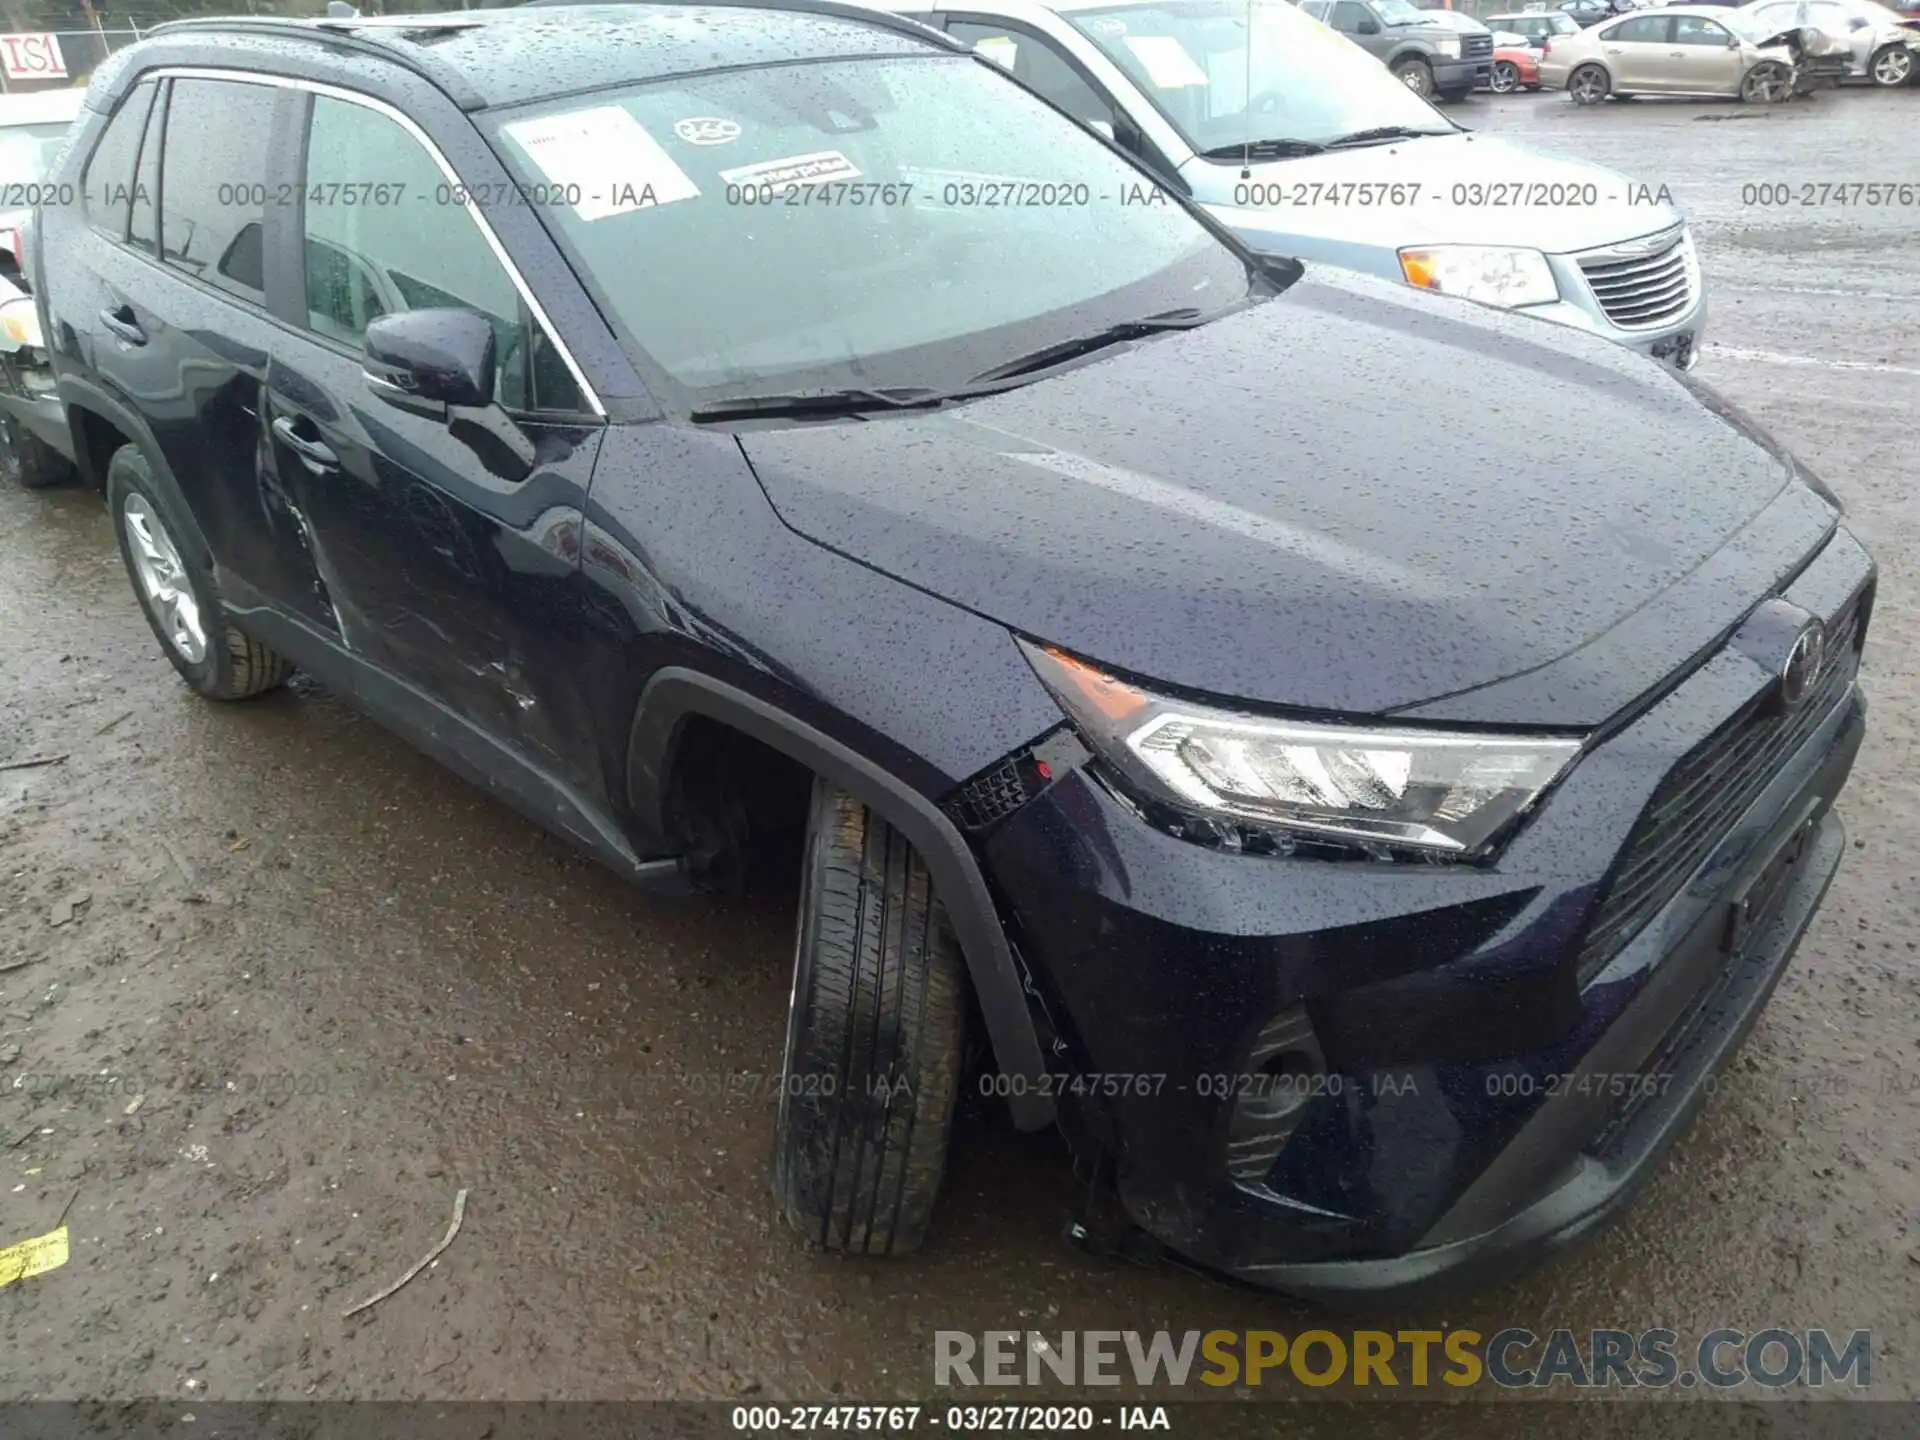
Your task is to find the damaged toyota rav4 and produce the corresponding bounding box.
[35,1,1870,1299]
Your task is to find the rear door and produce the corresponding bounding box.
[77,75,337,628]
[1597,14,1676,88]
[261,87,608,790]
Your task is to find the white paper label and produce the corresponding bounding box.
[1123,35,1210,88]
[718,151,863,190]
[975,36,1019,68]
[504,106,700,221]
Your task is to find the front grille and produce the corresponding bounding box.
[1576,229,1695,331]
[1462,33,1494,59]
[1574,588,1867,984]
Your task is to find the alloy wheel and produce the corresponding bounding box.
[1871,47,1913,87]
[1742,64,1790,103]
[1570,67,1608,104]
[122,492,208,664]
[1491,61,1520,94]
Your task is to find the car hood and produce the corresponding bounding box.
[1189,133,1681,254]
[736,268,1830,725]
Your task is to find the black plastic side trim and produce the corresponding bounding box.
[224,590,681,893]
[629,666,1056,1130]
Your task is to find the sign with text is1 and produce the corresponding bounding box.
[1,34,68,82]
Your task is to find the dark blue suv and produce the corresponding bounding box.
[27,1,1870,1300]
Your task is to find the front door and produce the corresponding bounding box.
[261,89,608,792]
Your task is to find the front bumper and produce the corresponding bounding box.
[976,528,1870,1301]
[1431,57,1488,93]
[0,352,69,458]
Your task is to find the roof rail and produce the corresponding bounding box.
[140,17,487,109]
[504,0,970,52]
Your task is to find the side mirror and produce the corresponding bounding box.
[1848,15,1869,28]
[363,308,496,415]
[1357,16,1381,32]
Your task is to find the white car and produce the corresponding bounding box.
[0,88,86,283]
[1738,0,1920,83]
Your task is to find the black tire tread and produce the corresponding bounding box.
[5,416,71,489]
[774,781,964,1256]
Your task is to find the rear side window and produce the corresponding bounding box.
[82,80,156,240]
[1609,16,1671,41]
[159,77,278,303]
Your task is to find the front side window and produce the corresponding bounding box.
[82,80,155,240]
[1066,1,1454,157]
[159,78,277,302]
[1672,15,1732,43]
[301,95,583,413]
[485,53,1250,408]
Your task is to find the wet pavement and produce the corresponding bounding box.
[1,85,1917,1424]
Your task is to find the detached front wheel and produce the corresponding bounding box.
[1741,62,1791,103]
[772,779,966,1255]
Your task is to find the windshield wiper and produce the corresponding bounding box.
[1199,137,1326,161]
[689,385,946,423]
[1322,125,1454,148]
[964,309,1209,387]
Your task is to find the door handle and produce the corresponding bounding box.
[99,305,145,346]
[270,415,339,471]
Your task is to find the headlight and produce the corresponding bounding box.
[1399,244,1559,308]
[0,295,41,351]
[1020,640,1581,858]
[1435,36,1463,58]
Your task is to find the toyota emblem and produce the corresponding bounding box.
[1779,620,1825,708]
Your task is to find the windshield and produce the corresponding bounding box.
[1068,0,1453,156]
[0,122,73,186]
[486,55,1249,407]
[1374,0,1432,22]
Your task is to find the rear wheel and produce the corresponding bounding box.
[1868,43,1913,88]
[1393,56,1435,98]
[771,779,966,1255]
[1741,62,1791,103]
[0,411,71,489]
[1569,64,1611,105]
[1490,61,1521,94]
[106,445,294,701]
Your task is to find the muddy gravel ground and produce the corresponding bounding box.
[1,85,1917,1429]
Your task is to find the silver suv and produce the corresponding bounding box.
[886,0,1705,367]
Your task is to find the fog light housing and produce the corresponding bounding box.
[1224,1007,1328,1188]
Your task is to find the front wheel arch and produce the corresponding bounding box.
[625,666,1054,1131]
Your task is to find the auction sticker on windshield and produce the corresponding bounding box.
[503,106,700,220]
[718,151,863,190]
[1123,34,1210,88]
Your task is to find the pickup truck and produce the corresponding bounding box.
[1301,0,1494,99]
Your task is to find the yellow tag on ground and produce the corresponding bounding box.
[0,1226,69,1287]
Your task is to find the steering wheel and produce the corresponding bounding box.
[1246,89,1290,117]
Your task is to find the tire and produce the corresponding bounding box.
[1868,43,1913,88]
[105,444,293,701]
[0,410,72,489]
[1490,61,1521,95]
[1569,63,1611,105]
[1741,62,1791,103]
[772,778,966,1256]
[1392,56,1435,98]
